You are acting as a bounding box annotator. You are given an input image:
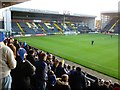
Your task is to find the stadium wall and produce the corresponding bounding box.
[2,8,12,33]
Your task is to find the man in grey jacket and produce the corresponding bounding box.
[0,31,17,90]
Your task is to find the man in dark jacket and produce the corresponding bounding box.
[69,67,87,90]
[11,48,36,89]
[35,52,48,90]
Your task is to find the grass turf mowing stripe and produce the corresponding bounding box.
[16,34,119,79]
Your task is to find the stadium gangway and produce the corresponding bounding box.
[109,19,119,32]
[37,23,47,33]
[16,22,25,36]
[44,23,55,33]
[57,23,66,32]
[65,23,76,31]
[39,22,50,33]
[103,17,118,31]
[26,22,32,28]
[52,22,63,33]
[12,22,22,33]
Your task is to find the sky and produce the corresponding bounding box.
[1,0,120,19]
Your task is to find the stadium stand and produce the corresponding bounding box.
[102,17,119,33]
[12,22,21,32]
[34,22,45,33]
[52,23,62,32]
[39,22,51,33]
[19,22,36,34]
[1,7,96,36]
[65,22,75,31]
[57,23,66,32]
[77,25,91,33]
[101,12,119,34]
[50,22,60,33]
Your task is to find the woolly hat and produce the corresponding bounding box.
[18,48,27,61]
[0,31,5,42]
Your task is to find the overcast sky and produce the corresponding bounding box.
[1,0,120,19]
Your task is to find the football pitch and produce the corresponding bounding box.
[16,34,119,79]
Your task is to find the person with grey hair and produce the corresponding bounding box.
[54,74,71,90]
[0,31,17,90]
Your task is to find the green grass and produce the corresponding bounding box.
[16,34,119,79]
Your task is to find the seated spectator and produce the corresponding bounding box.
[113,83,120,90]
[89,78,100,90]
[99,80,111,90]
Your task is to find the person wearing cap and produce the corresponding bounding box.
[11,48,36,89]
[0,32,17,90]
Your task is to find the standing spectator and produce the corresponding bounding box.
[69,66,75,75]
[0,31,16,90]
[7,38,16,58]
[69,67,87,90]
[51,59,59,74]
[11,48,36,89]
[22,41,29,52]
[35,52,48,90]
[26,49,36,66]
[13,39,20,56]
[26,49,36,89]
[56,61,66,78]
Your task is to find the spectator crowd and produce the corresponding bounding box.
[0,32,120,90]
